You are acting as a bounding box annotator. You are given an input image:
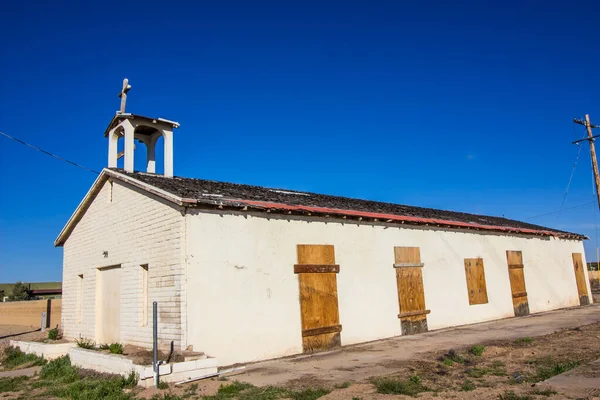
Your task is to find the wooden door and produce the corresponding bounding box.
[506,251,530,317]
[96,266,121,344]
[572,253,590,305]
[295,245,342,353]
[394,247,430,335]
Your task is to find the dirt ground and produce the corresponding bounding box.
[3,306,600,399]
[135,306,600,399]
[0,325,46,354]
[132,319,600,399]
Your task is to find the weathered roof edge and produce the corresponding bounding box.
[54,168,194,247]
[55,169,588,247]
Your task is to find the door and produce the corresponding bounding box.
[394,247,430,335]
[506,251,530,317]
[295,245,342,353]
[96,265,121,344]
[572,253,590,305]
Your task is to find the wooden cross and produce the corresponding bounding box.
[118,78,132,113]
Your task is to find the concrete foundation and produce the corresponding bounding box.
[68,347,218,387]
[10,340,74,360]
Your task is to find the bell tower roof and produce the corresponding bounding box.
[105,79,179,177]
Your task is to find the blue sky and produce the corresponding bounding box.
[0,0,599,282]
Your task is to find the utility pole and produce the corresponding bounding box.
[573,114,600,211]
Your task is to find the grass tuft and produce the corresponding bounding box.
[466,367,488,378]
[201,381,330,400]
[445,349,465,363]
[372,376,430,395]
[1,346,46,370]
[47,327,60,340]
[498,391,532,400]
[461,379,476,391]
[514,337,533,345]
[289,387,330,400]
[530,388,558,397]
[535,361,579,382]
[0,376,29,393]
[469,345,485,356]
[75,336,96,350]
[39,355,79,383]
[157,380,169,389]
[109,343,124,355]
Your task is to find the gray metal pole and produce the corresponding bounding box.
[153,301,158,387]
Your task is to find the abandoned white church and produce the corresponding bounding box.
[55,94,593,366]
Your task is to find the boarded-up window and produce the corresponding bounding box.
[572,253,590,305]
[140,265,148,326]
[464,258,489,305]
[295,244,342,353]
[394,247,430,335]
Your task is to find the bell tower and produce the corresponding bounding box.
[104,78,180,177]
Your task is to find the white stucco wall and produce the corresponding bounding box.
[61,180,186,349]
[185,210,590,366]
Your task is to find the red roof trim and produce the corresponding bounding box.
[233,199,579,239]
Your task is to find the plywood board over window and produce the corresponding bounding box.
[464,258,489,305]
[394,247,430,335]
[572,253,590,305]
[295,244,342,353]
[506,251,530,317]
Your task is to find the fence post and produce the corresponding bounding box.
[41,312,47,332]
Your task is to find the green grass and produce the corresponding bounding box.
[529,388,558,397]
[534,360,579,382]
[0,376,29,393]
[460,379,475,391]
[39,355,79,383]
[109,343,124,355]
[469,345,485,356]
[442,358,454,366]
[514,337,533,345]
[157,381,170,389]
[371,376,430,396]
[47,327,60,340]
[466,367,488,378]
[37,356,137,399]
[289,388,331,400]
[75,336,96,350]
[202,381,330,400]
[0,355,138,400]
[445,349,465,364]
[1,346,47,370]
[151,394,183,400]
[498,391,532,400]
[183,383,199,398]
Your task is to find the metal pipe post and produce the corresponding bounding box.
[153,301,158,387]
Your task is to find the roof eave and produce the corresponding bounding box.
[189,197,587,240]
[54,169,196,247]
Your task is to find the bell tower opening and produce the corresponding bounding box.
[104,78,179,177]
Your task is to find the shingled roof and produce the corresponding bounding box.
[120,169,583,240]
[54,168,586,246]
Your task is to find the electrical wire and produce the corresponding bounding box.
[528,201,596,219]
[559,139,584,213]
[0,131,100,175]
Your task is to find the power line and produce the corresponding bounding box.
[0,131,100,175]
[559,133,586,213]
[529,201,596,219]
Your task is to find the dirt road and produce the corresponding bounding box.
[233,304,600,387]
